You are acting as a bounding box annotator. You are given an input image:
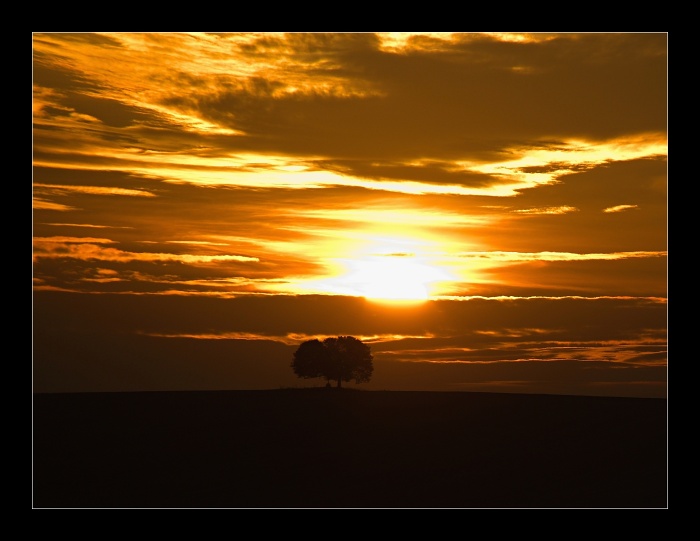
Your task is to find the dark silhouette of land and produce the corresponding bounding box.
[33,389,667,508]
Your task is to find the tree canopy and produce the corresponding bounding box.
[291,336,373,388]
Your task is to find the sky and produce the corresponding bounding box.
[32,32,667,397]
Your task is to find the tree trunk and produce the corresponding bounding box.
[337,378,342,388]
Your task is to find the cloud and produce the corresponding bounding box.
[603,204,639,213]
[166,240,230,246]
[513,206,579,215]
[34,236,116,244]
[141,330,432,346]
[43,223,134,229]
[33,33,667,197]
[32,238,259,263]
[374,340,667,367]
[34,183,156,197]
[32,197,77,211]
[292,207,492,228]
[456,250,665,262]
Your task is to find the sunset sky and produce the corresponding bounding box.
[32,33,667,397]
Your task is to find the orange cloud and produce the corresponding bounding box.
[603,204,639,213]
[34,183,156,197]
[33,198,77,211]
[513,206,579,215]
[455,250,666,262]
[33,238,258,264]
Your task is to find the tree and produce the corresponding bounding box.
[290,338,329,380]
[291,335,373,388]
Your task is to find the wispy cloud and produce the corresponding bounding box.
[34,236,116,244]
[32,198,77,211]
[466,134,667,195]
[603,204,639,213]
[141,330,432,346]
[33,238,259,264]
[455,250,666,262]
[436,295,667,303]
[375,339,667,367]
[43,223,134,229]
[166,240,231,246]
[34,183,156,197]
[291,207,492,227]
[513,206,579,215]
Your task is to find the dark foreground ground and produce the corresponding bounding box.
[33,389,667,508]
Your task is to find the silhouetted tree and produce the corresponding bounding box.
[291,335,373,388]
[291,339,329,380]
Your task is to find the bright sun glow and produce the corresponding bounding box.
[285,232,458,302]
[343,257,436,301]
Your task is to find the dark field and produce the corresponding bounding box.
[33,389,667,508]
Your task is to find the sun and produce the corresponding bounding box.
[292,232,455,301]
[342,256,442,302]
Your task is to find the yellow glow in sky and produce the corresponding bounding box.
[337,256,447,301]
[288,234,456,300]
